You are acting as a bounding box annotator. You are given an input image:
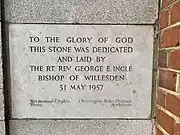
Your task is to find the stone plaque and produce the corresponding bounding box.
[9,25,153,118]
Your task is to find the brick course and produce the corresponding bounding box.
[160,10,169,29]
[156,108,175,135]
[169,49,180,69]
[157,0,180,135]
[161,26,180,48]
[158,50,168,67]
[165,93,180,117]
[171,1,180,24]
[159,69,177,91]
[157,89,166,107]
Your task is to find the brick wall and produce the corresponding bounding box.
[157,0,180,135]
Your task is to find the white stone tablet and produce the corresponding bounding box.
[9,25,153,118]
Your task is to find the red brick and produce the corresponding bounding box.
[158,50,168,67]
[156,127,163,135]
[162,0,173,8]
[166,93,180,117]
[157,89,166,107]
[169,49,180,69]
[175,123,180,135]
[171,1,180,24]
[159,33,163,48]
[156,107,175,135]
[160,10,169,29]
[161,26,180,48]
[159,69,177,91]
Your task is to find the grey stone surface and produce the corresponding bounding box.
[9,24,153,119]
[0,24,4,120]
[0,121,5,135]
[5,0,158,24]
[10,120,153,135]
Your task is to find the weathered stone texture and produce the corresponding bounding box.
[5,0,158,24]
[10,120,153,135]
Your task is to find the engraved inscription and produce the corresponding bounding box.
[9,25,153,118]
